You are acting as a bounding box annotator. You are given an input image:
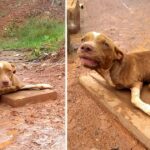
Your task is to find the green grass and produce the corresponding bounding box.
[0,18,64,59]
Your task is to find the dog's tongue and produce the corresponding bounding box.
[80,58,97,66]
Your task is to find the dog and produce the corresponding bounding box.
[77,32,150,116]
[0,61,52,95]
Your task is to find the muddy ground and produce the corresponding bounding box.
[0,0,65,149]
[0,49,65,150]
[68,0,150,149]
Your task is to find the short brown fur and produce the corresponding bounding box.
[78,32,150,89]
[78,32,150,115]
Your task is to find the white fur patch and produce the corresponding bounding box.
[0,63,4,69]
[131,87,150,115]
[92,32,101,38]
[21,84,53,90]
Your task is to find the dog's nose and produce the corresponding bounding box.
[80,44,93,52]
[2,81,9,86]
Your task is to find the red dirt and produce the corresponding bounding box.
[68,0,150,149]
[0,0,64,35]
[0,0,65,149]
[0,50,65,150]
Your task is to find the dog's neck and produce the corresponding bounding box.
[96,58,122,73]
[95,56,125,88]
[95,66,116,87]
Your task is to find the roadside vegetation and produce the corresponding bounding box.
[0,18,64,59]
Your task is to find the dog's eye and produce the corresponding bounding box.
[81,38,85,42]
[102,41,110,50]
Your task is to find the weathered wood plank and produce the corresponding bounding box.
[79,72,150,149]
[1,89,57,107]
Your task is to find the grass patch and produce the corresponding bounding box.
[0,18,64,59]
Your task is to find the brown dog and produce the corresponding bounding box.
[78,32,150,116]
[0,61,52,95]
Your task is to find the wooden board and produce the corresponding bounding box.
[79,71,150,149]
[1,89,57,107]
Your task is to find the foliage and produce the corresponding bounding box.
[0,18,64,59]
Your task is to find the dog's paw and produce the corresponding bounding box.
[140,104,150,116]
[0,86,18,95]
[143,109,150,116]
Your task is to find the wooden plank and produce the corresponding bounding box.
[79,71,150,149]
[1,89,57,107]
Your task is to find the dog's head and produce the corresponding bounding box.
[0,61,16,88]
[77,32,124,70]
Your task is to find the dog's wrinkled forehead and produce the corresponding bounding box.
[93,32,101,38]
[81,32,107,42]
[0,63,4,69]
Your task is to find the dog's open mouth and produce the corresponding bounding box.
[80,56,99,68]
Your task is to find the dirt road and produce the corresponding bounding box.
[0,1,65,149]
[68,0,150,149]
[0,50,65,150]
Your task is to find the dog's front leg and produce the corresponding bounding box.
[0,86,18,95]
[131,82,150,116]
[21,84,53,90]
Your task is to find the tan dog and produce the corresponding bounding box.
[78,32,150,116]
[0,61,52,95]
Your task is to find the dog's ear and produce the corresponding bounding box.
[115,47,124,60]
[11,63,16,74]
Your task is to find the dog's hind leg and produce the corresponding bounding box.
[21,84,53,90]
[131,82,150,116]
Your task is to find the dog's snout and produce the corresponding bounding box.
[80,44,93,52]
[2,81,9,86]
